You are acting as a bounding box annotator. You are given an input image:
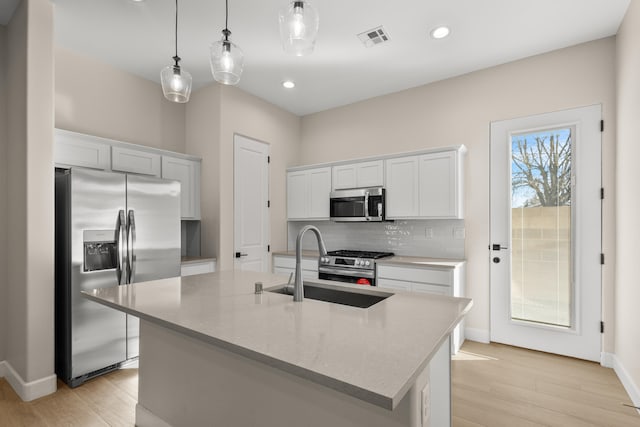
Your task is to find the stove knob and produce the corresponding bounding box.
[355,260,361,266]
[365,260,371,266]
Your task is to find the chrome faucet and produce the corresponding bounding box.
[294,225,328,302]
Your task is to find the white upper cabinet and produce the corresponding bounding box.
[385,156,420,218]
[162,156,201,219]
[385,147,464,219]
[419,150,462,218]
[54,129,110,170]
[112,146,161,177]
[287,167,331,220]
[332,160,384,190]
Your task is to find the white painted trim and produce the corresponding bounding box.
[0,360,57,401]
[600,351,615,368]
[136,403,174,427]
[612,354,640,415]
[464,327,490,343]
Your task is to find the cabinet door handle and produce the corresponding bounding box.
[235,252,248,258]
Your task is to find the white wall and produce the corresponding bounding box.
[5,0,55,391]
[185,84,300,268]
[55,47,186,153]
[615,0,640,405]
[0,23,7,362]
[300,38,617,350]
[185,84,222,260]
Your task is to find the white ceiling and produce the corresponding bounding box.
[5,0,632,116]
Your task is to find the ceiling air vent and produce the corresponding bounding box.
[357,26,391,48]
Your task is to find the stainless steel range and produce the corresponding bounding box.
[318,250,394,286]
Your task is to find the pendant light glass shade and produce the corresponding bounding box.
[279,1,319,56]
[210,30,244,85]
[162,0,191,103]
[161,60,192,103]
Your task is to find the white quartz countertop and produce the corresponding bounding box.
[376,256,465,269]
[272,251,465,268]
[180,256,217,265]
[83,270,471,410]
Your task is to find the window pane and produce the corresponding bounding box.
[511,128,572,327]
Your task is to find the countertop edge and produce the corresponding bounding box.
[180,257,217,265]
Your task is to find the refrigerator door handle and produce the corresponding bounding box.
[116,210,126,285]
[127,209,137,284]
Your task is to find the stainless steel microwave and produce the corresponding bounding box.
[330,187,385,222]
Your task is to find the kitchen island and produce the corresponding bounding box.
[83,270,472,427]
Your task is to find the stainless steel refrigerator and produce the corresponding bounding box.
[55,167,180,387]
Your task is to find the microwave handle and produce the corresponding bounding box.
[364,191,370,218]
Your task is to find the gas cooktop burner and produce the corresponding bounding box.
[326,250,394,259]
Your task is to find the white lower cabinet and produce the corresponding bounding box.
[272,255,318,279]
[377,263,466,354]
[181,259,216,277]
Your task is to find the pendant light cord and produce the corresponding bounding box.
[225,0,229,31]
[173,0,180,65]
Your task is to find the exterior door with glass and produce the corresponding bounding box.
[490,105,602,362]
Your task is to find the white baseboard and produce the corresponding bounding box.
[464,327,490,343]
[136,403,174,427]
[600,352,614,368]
[0,360,57,402]
[611,354,640,415]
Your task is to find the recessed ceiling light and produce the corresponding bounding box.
[282,80,296,89]
[430,26,450,39]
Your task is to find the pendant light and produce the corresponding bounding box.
[279,1,319,56]
[161,0,192,103]
[210,0,244,85]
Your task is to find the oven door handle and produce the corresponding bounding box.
[318,267,375,279]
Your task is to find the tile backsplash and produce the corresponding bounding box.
[287,219,465,259]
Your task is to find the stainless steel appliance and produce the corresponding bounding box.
[55,167,181,387]
[318,250,394,286]
[329,187,386,222]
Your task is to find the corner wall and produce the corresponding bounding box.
[185,83,301,268]
[300,38,617,350]
[4,0,56,399]
[185,84,222,261]
[55,47,186,153]
[218,85,301,270]
[0,23,7,362]
[615,0,640,407]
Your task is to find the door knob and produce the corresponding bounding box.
[493,257,501,264]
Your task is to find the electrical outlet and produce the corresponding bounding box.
[425,227,434,239]
[421,381,431,427]
[453,227,465,239]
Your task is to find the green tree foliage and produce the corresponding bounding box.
[512,131,571,207]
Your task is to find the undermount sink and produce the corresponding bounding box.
[268,282,392,308]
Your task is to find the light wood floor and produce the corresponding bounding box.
[1,342,638,426]
[452,341,640,426]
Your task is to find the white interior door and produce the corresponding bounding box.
[234,135,270,272]
[490,105,602,362]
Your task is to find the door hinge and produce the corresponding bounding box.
[267,245,271,252]
[600,120,604,132]
[267,200,270,208]
[600,321,604,333]
[601,188,604,200]
[267,156,271,164]
[601,253,605,265]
